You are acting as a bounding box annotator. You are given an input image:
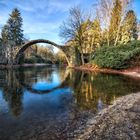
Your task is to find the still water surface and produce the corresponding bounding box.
[0,66,140,140]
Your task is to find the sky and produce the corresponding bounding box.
[0,0,140,45]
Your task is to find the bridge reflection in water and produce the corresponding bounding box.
[0,66,140,117]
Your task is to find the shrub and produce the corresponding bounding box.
[23,54,47,64]
[24,57,36,64]
[18,55,25,64]
[91,41,140,69]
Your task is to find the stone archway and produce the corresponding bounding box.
[14,39,71,66]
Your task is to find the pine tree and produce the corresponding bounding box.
[1,8,24,64]
[127,10,138,40]
[108,0,122,45]
[8,8,24,45]
[2,8,24,46]
[120,10,138,44]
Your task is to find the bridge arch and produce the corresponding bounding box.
[14,39,71,65]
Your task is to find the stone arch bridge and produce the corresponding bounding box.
[13,39,75,66]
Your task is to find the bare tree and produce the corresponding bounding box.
[60,6,89,65]
[96,0,113,46]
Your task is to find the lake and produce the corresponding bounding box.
[0,66,140,140]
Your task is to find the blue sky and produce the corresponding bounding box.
[0,0,140,44]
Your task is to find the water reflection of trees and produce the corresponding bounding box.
[71,71,140,111]
[17,67,66,86]
[0,67,140,116]
[0,67,69,116]
[17,67,54,85]
[0,69,23,117]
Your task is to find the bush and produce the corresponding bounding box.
[18,55,25,64]
[23,55,46,64]
[24,57,36,64]
[23,54,54,64]
[91,41,140,69]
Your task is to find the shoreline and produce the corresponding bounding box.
[70,65,140,79]
[72,92,140,140]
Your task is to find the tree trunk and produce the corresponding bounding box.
[75,47,82,66]
[114,25,121,46]
[80,52,84,65]
[114,12,123,46]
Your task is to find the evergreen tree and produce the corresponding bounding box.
[127,10,138,40]
[2,8,24,46]
[120,10,138,44]
[108,0,122,45]
[8,8,24,45]
[1,8,24,64]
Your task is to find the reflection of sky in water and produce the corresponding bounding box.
[32,72,61,90]
[0,89,2,95]
[0,89,9,113]
[22,88,73,119]
[23,88,72,108]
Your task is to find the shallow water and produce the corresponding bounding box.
[0,66,140,140]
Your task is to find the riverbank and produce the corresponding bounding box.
[71,64,140,79]
[71,92,140,140]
